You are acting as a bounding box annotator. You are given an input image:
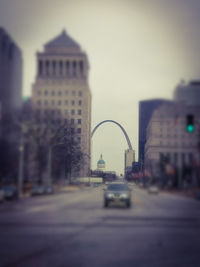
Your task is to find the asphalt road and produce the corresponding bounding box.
[0,185,200,267]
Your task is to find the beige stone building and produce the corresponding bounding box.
[31,30,91,177]
[145,102,200,186]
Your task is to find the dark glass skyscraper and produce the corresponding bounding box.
[138,99,172,165]
[0,27,23,116]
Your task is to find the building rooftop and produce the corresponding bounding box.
[45,29,80,48]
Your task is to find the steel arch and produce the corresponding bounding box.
[91,120,133,150]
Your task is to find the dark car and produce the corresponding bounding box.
[104,182,131,208]
[3,185,18,200]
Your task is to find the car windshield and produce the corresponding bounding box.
[107,183,128,191]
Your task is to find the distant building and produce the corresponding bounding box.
[97,154,105,171]
[174,80,200,106]
[31,30,91,177]
[145,102,200,187]
[0,27,22,116]
[124,149,135,175]
[138,99,172,165]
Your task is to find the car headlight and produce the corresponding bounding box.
[120,193,129,198]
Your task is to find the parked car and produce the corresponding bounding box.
[44,185,53,194]
[31,185,45,196]
[3,185,18,200]
[0,189,5,202]
[104,182,131,208]
[148,185,159,194]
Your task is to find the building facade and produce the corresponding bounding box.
[145,103,200,187]
[124,149,135,175]
[0,27,22,116]
[174,80,200,106]
[138,99,172,165]
[31,30,91,177]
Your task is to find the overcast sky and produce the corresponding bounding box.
[0,0,200,174]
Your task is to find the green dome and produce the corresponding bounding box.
[97,154,105,166]
[97,159,105,165]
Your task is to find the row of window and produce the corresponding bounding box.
[37,90,83,97]
[38,60,84,77]
[36,108,82,116]
[36,118,82,132]
[37,99,82,106]
[37,100,82,108]
[159,141,195,147]
[35,127,82,144]
[159,152,193,164]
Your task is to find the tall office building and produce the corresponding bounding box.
[0,27,22,117]
[174,80,200,106]
[145,103,200,186]
[31,30,91,177]
[138,99,172,165]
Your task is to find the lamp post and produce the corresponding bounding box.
[17,123,27,198]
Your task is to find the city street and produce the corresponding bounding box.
[0,186,200,267]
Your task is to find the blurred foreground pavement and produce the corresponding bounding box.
[0,186,200,267]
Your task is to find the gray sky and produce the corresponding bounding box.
[0,0,200,174]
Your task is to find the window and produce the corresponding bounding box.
[78,100,82,106]
[51,110,55,115]
[78,91,82,96]
[79,61,83,75]
[71,100,75,106]
[78,109,82,115]
[58,100,61,105]
[52,90,55,96]
[44,100,48,107]
[46,60,49,76]
[72,61,76,76]
[37,100,41,106]
[78,119,81,124]
[71,110,75,115]
[71,119,74,124]
[58,91,62,96]
[52,61,56,75]
[65,100,68,105]
[78,137,81,144]
[66,61,70,75]
[59,61,63,75]
[38,60,43,76]
[44,90,48,96]
[71,128,74,134]
[77,128,81,134]
[65,90,68,95]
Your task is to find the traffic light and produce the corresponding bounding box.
[186,114,194,132]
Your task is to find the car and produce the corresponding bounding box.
[148,185,159,194]
[31,185,45,196]
[2,185,18,200]
[103,182,131,208]
[0,189,5,203]
[44,185,54,194]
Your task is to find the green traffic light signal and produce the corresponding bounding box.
[187,124,194,132]
[186,114,194,133]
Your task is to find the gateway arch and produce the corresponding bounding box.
[91,120,133,150]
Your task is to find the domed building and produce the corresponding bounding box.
[97,154,106,172]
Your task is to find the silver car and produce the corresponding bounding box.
[104,182,131,208]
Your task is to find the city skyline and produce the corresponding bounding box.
[1,0,200,174]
